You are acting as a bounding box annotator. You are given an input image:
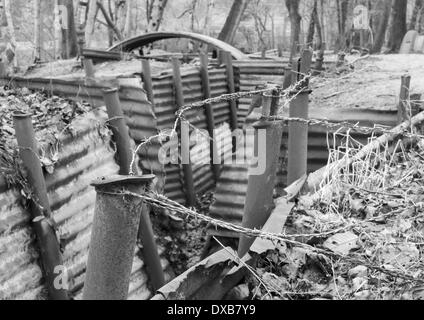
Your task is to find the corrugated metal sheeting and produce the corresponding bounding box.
[1,56,398,297]
[0,183,45,300]
[0,77,174,300]
[209,108,399,238]
[233,60,286,126]
[141,65,234,204]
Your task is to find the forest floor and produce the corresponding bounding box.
[239,127,424,300]
[311,54,424,112]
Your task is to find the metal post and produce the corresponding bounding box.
[199,52,221,181]
[287,49,313,186]
[83,175,155,300]
[222,51,239,132]
[13,112,69,300]
[77,27,86,58]
[83,58,95,79]
[141,59,154,104]
[0,61,7,78]
[103,89,165,291]
[398,75,411,124]
[103,88,135,175]
[138,202,166,290]
[238,90,284,257]
[283,67,293,90]
[171,57,196,207]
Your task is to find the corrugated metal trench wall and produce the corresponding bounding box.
[0,78,174,300]
[0,58,398,299]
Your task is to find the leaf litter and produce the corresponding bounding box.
[0,86,93,200]
[244,130,424,300]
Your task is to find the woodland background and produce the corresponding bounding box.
[0,0,422,68]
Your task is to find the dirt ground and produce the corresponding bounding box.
[311,54,424,112]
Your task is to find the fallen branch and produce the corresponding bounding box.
[306,110,424,192]
[323,90,349,100]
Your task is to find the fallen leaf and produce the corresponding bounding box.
[323,232,359,255]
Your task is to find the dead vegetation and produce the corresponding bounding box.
[243,130,424,300]
[0,86,93,195]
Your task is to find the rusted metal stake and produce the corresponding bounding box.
[171,57,196,207]
[238,90,284,257]
[287,49,313,186]
[13,112,68,300]
[398,75,411,124]
[83,175,155,300]
[83,58,95,79]
[199,52,221,181]
[138,202,166,291]
[0,61,7,78]
[222,51,239,132]
[141,59,154,104]
[103,88,134,175]
[283,67,292,90]
[103,89,165,291]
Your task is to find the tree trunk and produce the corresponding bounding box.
[97,0,123,41]
[58,0,78,59]
[337,0,348,51]
[306,0,318,48]
[419,6,424,32]
[116,0,127,34]
[204,0,214,35]
[34,0,42,62]
[315,0,323,51]
[85,0,98,46]
[410,0,423,30]
[218,0,250,44]
[319,0,325,49]
[146,0,169,32]
[372,0,391,54]
[386,0,407,53]
[282,14,288,50]
[314,0,324,74]
[4,0,17,68]
[53,0,62,59]
[123,0,133,38]
[285,0,301,62]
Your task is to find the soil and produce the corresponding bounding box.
[311,54,424,112]
[0,86,93,191]
[242,134,424,300]
[151,192,213,275]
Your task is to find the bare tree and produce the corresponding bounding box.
[336,0,348,51]
[34,0,41,61]
[97,0,123,42]
[319,0,325,49]
[146,0,169,32]
[248,0,271,53]
[285,0,301,62]
[306,0,318,47]
[85,0,99,46]
[218,0,250,44]
[372,0,391,54]
[123,0,133,38]
[4,0,17,68]
[58,0,78,59]
[203,0,214,35]
[177,0,198,31]
[410,0,423,30]
[386,0,407,53]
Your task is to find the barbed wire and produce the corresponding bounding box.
[99,189,424,283]
[128,74,312,174]
[263,116,424,139]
